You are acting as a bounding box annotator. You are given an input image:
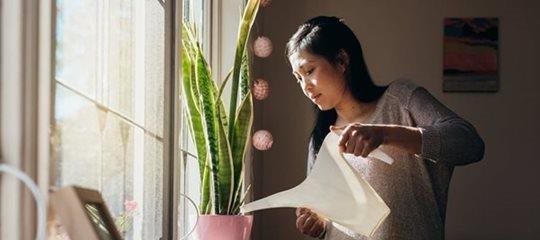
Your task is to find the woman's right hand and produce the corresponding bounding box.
[296,207,327,239]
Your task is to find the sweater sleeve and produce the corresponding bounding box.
[405,85,485,166]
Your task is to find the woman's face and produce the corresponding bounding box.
[289,49,348,110]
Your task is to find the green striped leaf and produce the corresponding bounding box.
[228,0,260,142]
[216,107,234,214]
[181,31,211,211]
[240,49,250,100]
[230,92,253,213]
[195,46,221,214]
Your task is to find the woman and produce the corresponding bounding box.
[287,16,485,240]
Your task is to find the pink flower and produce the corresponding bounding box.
[124,200,138,212]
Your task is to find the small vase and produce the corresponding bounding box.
[195,215,253,240]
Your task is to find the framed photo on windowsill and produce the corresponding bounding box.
[50,186,123,240]
[443,17,499,92]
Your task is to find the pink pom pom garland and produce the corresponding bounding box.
[252,78,270,100]
[252,130,273,151]
[260,0,272,7]
[253,36,273,58]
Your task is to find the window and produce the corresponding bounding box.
[52,0,168,239]
[51,0,243,239]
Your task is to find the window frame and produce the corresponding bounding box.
[44,0,246,238]
[165,0,182,239]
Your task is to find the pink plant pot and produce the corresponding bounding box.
[195,215,253,240]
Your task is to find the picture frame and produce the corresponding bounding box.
[443,17,499,92]
[49,186,123,240]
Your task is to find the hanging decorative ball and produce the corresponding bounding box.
[252,130,273,151]
[252,78,270,100]
[260,0,272,7]
[253,36,273,58]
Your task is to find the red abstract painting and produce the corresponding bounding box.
[443,18,499,92]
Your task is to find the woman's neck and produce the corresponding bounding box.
[334,93,377,126]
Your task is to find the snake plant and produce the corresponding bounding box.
[181,0,260,215]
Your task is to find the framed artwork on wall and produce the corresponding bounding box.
[443,18,499,92]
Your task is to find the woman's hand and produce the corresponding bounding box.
[296,207,327,238]
[330,123,423,156]
[330,123,385,157]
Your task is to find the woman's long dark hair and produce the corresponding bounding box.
[286,16,387,153]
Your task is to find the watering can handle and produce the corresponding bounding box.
[178,193,199,240]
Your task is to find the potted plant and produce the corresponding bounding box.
[181,0,260,239]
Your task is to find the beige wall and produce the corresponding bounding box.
[251,0,540,239]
